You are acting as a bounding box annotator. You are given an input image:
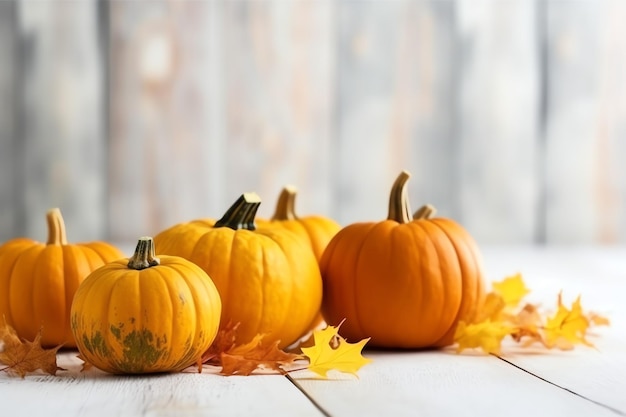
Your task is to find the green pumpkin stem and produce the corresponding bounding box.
[413,204,437,220]
[214,192,262,231]
[128,237,160,270]
[271,185,298,221]
[46,208,68,245]
[387,171,412,224]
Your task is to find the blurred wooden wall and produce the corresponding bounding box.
[1,0,626,246]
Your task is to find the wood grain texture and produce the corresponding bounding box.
[108,0,220,241]
[11,1,106,242]
[334,0,461,225]
[543,1,626,244]
[220,1,335,221]
[0,354,322,417]
[294,351,616,417]
[0,1,17,241]
[455,0,540,244]
[2,0,626,245]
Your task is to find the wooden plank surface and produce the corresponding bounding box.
[543,1,626,244]
[15,1,107,242]
[455,0,540,244]
[0,353,322,417]
[108,0,220,241]
[480,246,626,415]
[295,351,618,417]
[2,0,626,245]
[0,1,17,241]
[220,1,335,221]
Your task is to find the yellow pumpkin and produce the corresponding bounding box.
[154,193,322,348]
[0,208,123,347]
[267,185,341,261]
[70,237,221,374]
[320,171,486,348]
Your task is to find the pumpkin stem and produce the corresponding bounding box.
[46,208,68,245]
[387,171,412,224]
[413,204,437,220]
[271,185,298,221]
[127,237,160,270]
[214,192,262,231]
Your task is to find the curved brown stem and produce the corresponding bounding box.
[413,204,437,220]
[271,185,298,221]
[46,208,68,245]
[387,171,412,224]
[214,192,262,231]
[128,237,160,270]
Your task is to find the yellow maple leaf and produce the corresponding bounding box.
[474,292,507,323]
[491,273,530,308]
[301,323,371,378]
[454,320,514,355]
[543,293,591,349]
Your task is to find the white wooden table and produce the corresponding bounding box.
[1,247,625,417]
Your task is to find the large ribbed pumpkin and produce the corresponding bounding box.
[70,237,222,374]
[153,193,322,348]
[267,186,341,262]
[320,171,485,348]
[0,208,123,347]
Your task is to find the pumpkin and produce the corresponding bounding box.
[153,193,322,348]
[70,237,221,374]
[0,208,123,348]
[320,171,486,349]
[267,185,341,261]
[266,186,341,331]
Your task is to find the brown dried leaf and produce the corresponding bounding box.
[0,321,63,378]
[200,323,301,376]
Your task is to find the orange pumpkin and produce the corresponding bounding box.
[267,186,341,262]
[0,208,123,347]
[154,193,322,348]
[320,171,485,348]
[71,237,222,374]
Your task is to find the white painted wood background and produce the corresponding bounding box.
[1,0,626,246]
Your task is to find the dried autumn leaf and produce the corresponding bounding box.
[200,321,240,366]
[543,293,592,349]
[509,303,544,347]
[491,273,530,308]
[200,323,301,376]
[588,312,610,327]
[0,321,62,378]
[454,320,514,355]
[301,323,371,378]
[220,334,301,376]
[474,292,506,323]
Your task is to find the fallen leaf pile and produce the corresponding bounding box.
[453,274,610,355]
[200,321,372,378]
[0,320,63,378]
[199,322,301,376]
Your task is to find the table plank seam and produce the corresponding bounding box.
[495,355,626,416]
[284,374,332,417]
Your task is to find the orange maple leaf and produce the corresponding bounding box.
[0,321,63,378]
[508,303,544,347]
[200,323,301,376]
